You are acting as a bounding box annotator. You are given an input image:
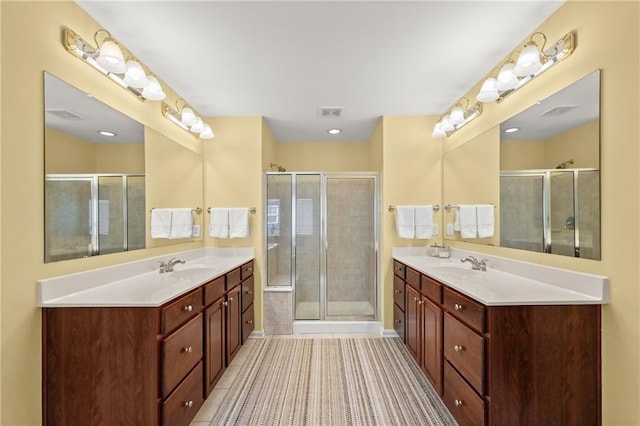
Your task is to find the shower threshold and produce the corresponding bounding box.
[292,320,382,335]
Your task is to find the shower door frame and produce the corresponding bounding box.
[500,168,598,257]
[265,172,379,322]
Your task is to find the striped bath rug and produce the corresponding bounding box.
[211,337,456,425]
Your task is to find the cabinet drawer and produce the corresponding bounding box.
[393,303,405,341]
[162,289,203,334]
[393,275,405,310]
[443,288,485,332]
[162,361,204,426]
[444,362,485,426]
[242,307,254,344]
[162,313,203,398]
[393,260,405,279]
[226,267,241,290]
[204,276,225,306]
[406,267,420,290]
[241,275,254,313]
[444,313,484,395]
[421,274,442,304]
[241,261,254,280]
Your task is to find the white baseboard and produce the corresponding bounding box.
[381,329,400,338]
[249,330,265,339]
[293,321,382,335]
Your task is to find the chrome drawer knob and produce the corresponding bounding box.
[394,319,402,324]
[454,399,464,407]
[246,320,253,325]
[247,267,253,272]
[184,400,193,408]
[246,290,253,294]
[454,345,465,353]
[183,305,193,312]
[454,303,464,311]
[229,296,234,301]
[394,290,401,294]
[182,346,193,353]
[418,300,423,305]
[223,301,229,307]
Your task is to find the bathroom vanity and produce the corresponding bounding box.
[392,247,608,426]
[38,248,254,426]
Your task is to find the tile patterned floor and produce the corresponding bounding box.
[190,333,381,426]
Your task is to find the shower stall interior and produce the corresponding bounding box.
[500,168,600,259]
[265,173,378,322]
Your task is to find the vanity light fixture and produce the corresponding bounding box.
[63,27,166,101]
[475,31,575,104]
[162,100,215,140]
[431,97,483,138]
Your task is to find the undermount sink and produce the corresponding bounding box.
[425,264,484,280]
[168,264,224,279]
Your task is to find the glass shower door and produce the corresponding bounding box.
[325,176,376,319]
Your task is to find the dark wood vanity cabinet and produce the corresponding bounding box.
[393,260,601,426]
[43,258,255,426]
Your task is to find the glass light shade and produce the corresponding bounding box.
[514,44,542,77]
[180,107,197,127]
[496,62,519,91]
[190,117,205,133]
[123,60,149,88]
[440,115,454,132]
[476,78,499,103]
[449,106,465,125]
[431,122,446,138]
[200,124,215,139]
[141,76,166,101]
[96,40,126,74]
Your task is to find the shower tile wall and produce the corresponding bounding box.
[578,171,601,259]
[263,292,293,335]
[294,178,321,311]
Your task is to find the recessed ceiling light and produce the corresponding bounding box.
[327,128,342,135]
[98,130,117,137]
[504,127,520,133]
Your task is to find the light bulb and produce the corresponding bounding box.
[449,106,465,126]
[141,76,166,101]
[96,40,126,74]
[476,78,499,103]
[431,122,446,138]
[190,117,205,133]
[200,124,215,139]
[440,115,454,132]
[180,107,197,127]
[496,62,519,91]
[514,44,542,77]
[123,60,149,88]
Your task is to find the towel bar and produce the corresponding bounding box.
[149,207,202,214]
[444,204,495,212]
[388,204,440,212]
[207,207,257,214]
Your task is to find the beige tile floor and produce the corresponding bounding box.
[189,333,381,426]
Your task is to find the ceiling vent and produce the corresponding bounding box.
[539,105,579,118]
[317,107,344,118]
[46,109,86,120]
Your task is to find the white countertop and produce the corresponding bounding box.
[392,247,609,306]
[38,247,254,307]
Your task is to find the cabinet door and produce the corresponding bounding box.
[204,299,225,397]
[421,295,443,396]
[405,285,421,362]
[225,285,242,364]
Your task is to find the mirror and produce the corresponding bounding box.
[444,70,601,260]
[44,72,146,262]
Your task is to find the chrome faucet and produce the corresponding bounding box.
[158,257,186,273]
[460,256,488,271]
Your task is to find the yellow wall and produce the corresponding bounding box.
[261,118,277,171]
[501,119,600,170]
[380,115,442,329]
[442,2,639,424]
[204,116,264,332]
[369,118,383,172]
[1,3,205,424]
[277,140,371,171]
[45,127,144,174]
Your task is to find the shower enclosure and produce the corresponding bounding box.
[45,174,145,262]
[265,173,378,321]
[500,169,600,259]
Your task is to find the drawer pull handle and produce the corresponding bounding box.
[246,320,253,325]
[418,300,423,305]
[182,346,193,353]
[454,303,464,311]
[229,296,234,301]
[183,305,193,312]
[184,400,194,408]
[223,301,229,307]
[454,345,465,353]
[246,267,253,272]
[454,399,464,407]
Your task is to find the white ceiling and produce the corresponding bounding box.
[75,0,564,142]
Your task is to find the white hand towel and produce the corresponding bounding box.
[414,205,433,239]
[150,208,172,239]
[453,207,461,232]
[209,208,229,238]
[395,206,415,239]
[459,204,478,239]
[477,204,495,238]
[169,208,193,239]
[229,208,250,238]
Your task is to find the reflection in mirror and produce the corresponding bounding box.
[500,70,600,259]
[44,72,145,262]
